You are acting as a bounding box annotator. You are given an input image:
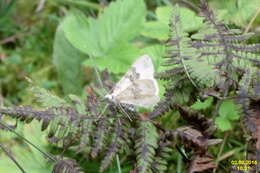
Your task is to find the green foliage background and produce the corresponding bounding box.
[0,0,259,172]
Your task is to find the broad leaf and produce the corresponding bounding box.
[62,9,91,55]
[209,0,260,27]
[0,121,52,173]
[83,42,139,73]
[191,96,213,110]
[53,22,85,95]
[215,116,232,131]
[219,99,240,120]
[63,0,146,73]
[141,6,204,40]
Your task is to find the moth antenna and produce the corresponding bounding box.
[97,104,109,120]
[118,103,133,121]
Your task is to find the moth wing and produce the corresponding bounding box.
[108,67,135,97]
[115,79,160,107]
[108,54,155,97]
[131,54,155,79]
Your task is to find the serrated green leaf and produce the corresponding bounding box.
[191,96,213,110]
[53,22,85,95]
[83,42,139,73]
[209,0,260,27]
[215,116,232,131]
[63,0,146,74]
[93,0,146,54]
[140,44,166,72]
[219,99,240,120]
[0,121,52,173]
[141,5,204,40]
[156,6,173,24]
[142,22,169,40]
[62,9,91,55]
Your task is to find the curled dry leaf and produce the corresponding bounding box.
[187,154,217,173]
[169,126,221,152]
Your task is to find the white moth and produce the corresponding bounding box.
[105,55,160,108]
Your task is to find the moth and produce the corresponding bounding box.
[105,55,160,108]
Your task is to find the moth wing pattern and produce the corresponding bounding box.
[109,55,155,96]
[105,54,160,107]
[115,79,160,107]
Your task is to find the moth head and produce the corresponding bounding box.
[104,94,114,101]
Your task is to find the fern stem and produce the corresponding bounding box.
[181,58,199,90]
[0,143,26,173]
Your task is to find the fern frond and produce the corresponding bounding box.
[91,119,109,158]
[52,157,82,173]
[99,119,126,172]
[149,99,175,119]
[135,121,159,173]
[31,86,68,107]
[76,119,94,154]
[174,104,215,135]
[151,140,173,173]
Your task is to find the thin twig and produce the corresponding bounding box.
[35,0,46,13]
[244,8,260,34]
[213,131,229,173]
[0,33,31,45]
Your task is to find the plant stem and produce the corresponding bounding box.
[244,8,260,34]
[213,131,229,173]
[116,154,122,173]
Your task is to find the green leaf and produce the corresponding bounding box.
[219,99,240,120]
[31,86,68,107]
[0,121,52,173]
[140,44,166,72]
[209,0,260,27]
[62,9,91,55]
[142,22,169,40]
[83,42,140,73]
[215,116,232,131]
[94,0,146,54]
[63,0,146,74]
[191,96,213,110]
[141,6,204,40]
[156,6,173,24]
[53,22,85,95]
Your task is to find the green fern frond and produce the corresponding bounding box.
[76,119,94,154]
[135,121,159,173]
[31,86,68,107]
[53,157,82,173]
[91,120,110,158]
[151,141,173,173]
[99,120,126,172]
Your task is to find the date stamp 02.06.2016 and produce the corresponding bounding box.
[230,160,257,172]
